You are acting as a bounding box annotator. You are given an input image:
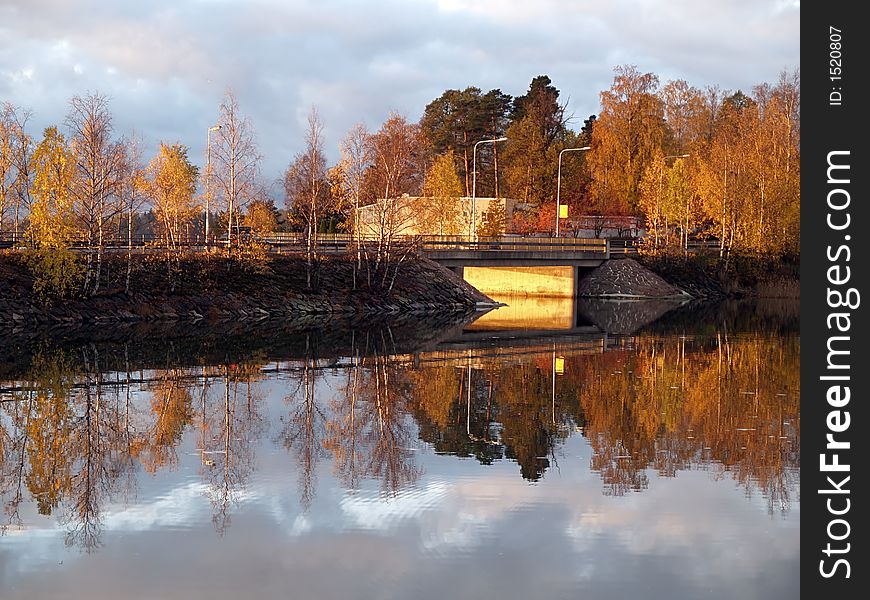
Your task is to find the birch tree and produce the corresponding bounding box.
[421,150,463,235]
[339,122,373,276]
[587,66,667,214]
[146,143,199,249]
[66,92,123,293]
[364,113,426,279]
[212,90,261,249]
[29,127,76,249]
[284,107,329,289]
[0,103,16,238]
[117,134,147,292]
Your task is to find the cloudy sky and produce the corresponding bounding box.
[0,0,799,189]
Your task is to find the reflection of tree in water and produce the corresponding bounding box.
[0,343,268,548]
[407,328,799,511]
[280,338,327,511]
[63,346,126,552]
[0,318,801,552]
[134,369,194,473]
[201,363,265,535]
[573,331,800,512]
[289,331,422,507]
[356,346,422,494]
[409,357,576,481]
[2,348,76,532]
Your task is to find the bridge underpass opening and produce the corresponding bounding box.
[458,265,594,298]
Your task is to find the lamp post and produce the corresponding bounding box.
[656,153,690,250]
[555,146,590,237]
[471,136,508,239]
[206,124,221,246]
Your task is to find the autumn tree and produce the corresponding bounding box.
[588,66,667,215]
[420,150,463,235]
[338,123,374,281]
[478,200,506,237]
[24,126,82,303]
[0,103,16,237]
[324,163,350,233]
[284,107,330,288]
[66,92,124,293]
[11,111,33,242]
[117,134,147,292]
[0,103,33,242]
[689,75,800,258]
[659,79,707,154]
[146,143,199,248]
[244,198,280,234]
[212,90,261,248]
[29,127,76,248]
[363,113,427,281]
[662,157,695,251]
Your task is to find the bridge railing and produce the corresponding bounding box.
[418,235,609,254]
[2,231,613,256]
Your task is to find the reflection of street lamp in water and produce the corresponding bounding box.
[552,344,565,424]
[463,352,499,444]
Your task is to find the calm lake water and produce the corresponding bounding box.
[0,298,799,600]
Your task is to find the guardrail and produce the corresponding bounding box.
[0,231,645,257]
[419,236,608,254]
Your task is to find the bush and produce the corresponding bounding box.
[24,248,85,305]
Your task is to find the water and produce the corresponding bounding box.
[0,298,799,599]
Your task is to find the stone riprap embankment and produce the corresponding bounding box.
[0,252,497,334]
[577,258,689,299]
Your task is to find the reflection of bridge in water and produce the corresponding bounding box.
[0,292,681,404]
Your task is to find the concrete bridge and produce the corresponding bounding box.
[418,237,612,298]
[419,236,609,268]
[7,230,627,298]
[256,233,623,297]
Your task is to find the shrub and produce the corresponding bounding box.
[24,247,85,305]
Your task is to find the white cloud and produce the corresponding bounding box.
[0,0,798,186]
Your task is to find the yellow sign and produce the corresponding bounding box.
[559,204,569,218]
[555,356,565,375]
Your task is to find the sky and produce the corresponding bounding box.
[0,0,799,192]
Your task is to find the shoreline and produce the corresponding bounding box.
[0,250,799,332]
[0,251,497,332]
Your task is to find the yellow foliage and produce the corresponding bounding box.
[29,127,76,248]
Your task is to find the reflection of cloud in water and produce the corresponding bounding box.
[103,481,245,532]
[340,481,450,531]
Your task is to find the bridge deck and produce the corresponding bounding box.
[419,237,608,267]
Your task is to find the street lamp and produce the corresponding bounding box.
[555,146,590,237]
[206,124,222,246]
[471,136,508,239]
[655,153,690,250]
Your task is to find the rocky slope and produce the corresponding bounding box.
[0,252,496,334]
[577,258,689,299]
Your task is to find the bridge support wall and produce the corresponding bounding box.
[463,266,578,297]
